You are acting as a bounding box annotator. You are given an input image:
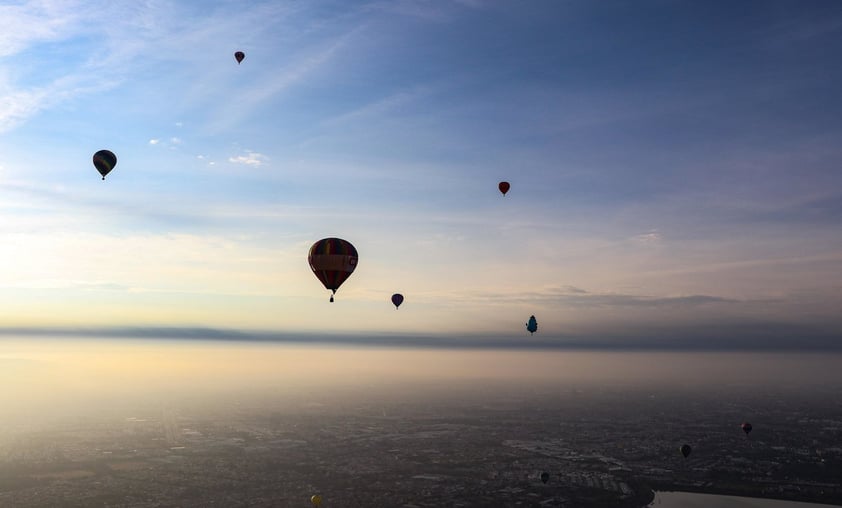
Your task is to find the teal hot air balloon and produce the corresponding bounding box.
[526,315,537,335]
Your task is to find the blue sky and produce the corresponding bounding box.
[0,0,840,343]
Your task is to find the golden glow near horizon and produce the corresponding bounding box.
[4,339,842,429]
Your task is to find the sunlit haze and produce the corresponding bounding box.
[4,338,842,427]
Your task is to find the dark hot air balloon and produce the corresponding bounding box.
[498,181,510,196]
[680,444,692,458]
[526,315,537,335]
[234,51,245,64]
[741,422,752,436]
[391,293,404,309]
[540,472,549,484]
[308,238,358,302]
[93,150,117,180]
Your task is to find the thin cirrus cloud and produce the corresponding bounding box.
[0,0,85,57]
[0,3,147,131]
[434,285,738,308]
[0,1,300,133]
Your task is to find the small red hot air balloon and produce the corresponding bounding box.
[308,238,358,302]
[391,293,404,309]
[741,422,752,436]
[234,51,245,64]
[498,181,510,196]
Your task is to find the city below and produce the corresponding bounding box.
[1,381,840,507]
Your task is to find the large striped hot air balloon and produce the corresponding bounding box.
[308,238,358,302]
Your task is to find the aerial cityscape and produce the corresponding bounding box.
[2,344,841,507]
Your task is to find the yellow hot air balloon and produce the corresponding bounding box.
[311,494,322,507]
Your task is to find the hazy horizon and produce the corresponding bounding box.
[4,337,842,417]
[1,323,840,351]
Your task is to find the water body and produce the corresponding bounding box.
[651,491,842,507]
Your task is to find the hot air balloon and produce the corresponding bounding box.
[308,238,358,302]
[526,315,537,335]
[391,293,404,309]
[310,494,322,507]
[234,51,245,64]
[498,181,510,196]
[741,422,752,436]
[93,150,117,180]
[540,471,549,484]
[680,444,692,458]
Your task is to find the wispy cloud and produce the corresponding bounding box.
[0,0,84,57]
[0,1,311,133]
[0,89,47,132]
[730,193,842,225]
[148,136,185,149]
[632,230,662,244]
[3,279,130,291]
[202,29,362,133]
[367,1,450,22]
[365,0,479,22]
[228,151,268,166]
[320,83,437,127]
[634,252,842,279]
[0,2,144,132]
[435,285,739,308]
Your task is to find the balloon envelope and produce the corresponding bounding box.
[540,472,549,484]
[391,293,404,309]
[526,315,537,335]
[93,150,117,180]
[498,181,510,195]
[234,51,245,64]
[680,444,692,458]
[310,494,322,507]
[308,238,358,302]
[741,422,752,435]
